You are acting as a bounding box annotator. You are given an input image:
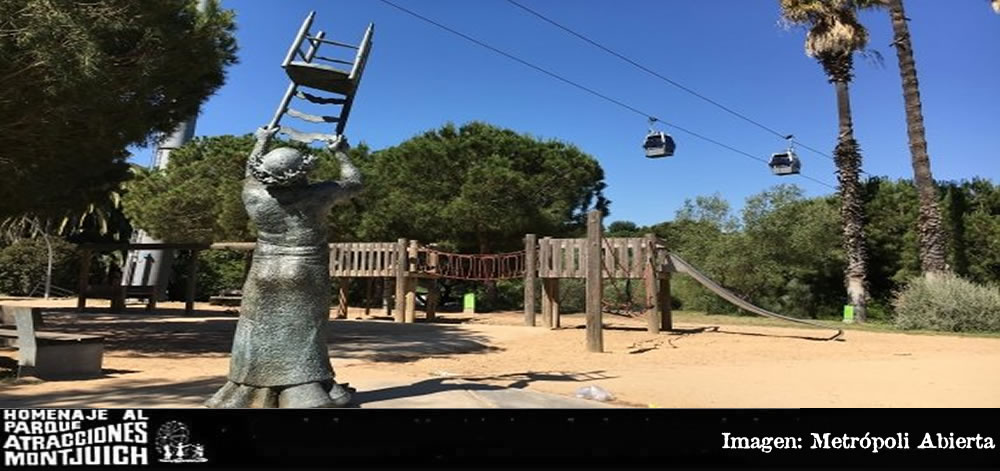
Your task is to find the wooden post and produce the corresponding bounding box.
[77,249,91,312]
[540,237,552,329]
[426,278,438,321]
[523,234,537,326]
[109,272,125,314]
[405,278,417,323]
[147,284,158,311]
[644,233,661,334]
[243,251,254,280]
[394,238,407,323]
[426,251,439,321]
[337,277,349,319]
[383,278,393,318]
[660,273,673,331]
[185,250,199,315]
[364,278,374,317]
[549,279,561,329]
[541,279,552,329]
[404,241,418,323]
[585,210,603,352]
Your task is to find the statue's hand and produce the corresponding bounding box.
[326,135,350,153]
[255,126,279,141]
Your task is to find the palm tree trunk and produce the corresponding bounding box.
[887,0,949,276]
[833,78,869,323]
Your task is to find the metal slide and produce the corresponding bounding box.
[668,254,844,340]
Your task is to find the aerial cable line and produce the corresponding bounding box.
[376,0,837,190]
[503,0,853,171]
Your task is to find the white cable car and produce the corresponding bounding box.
[642,118,675,158]
[768,135,800,176]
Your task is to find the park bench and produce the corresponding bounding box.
[0,305,104,379]
[80,283,158,313]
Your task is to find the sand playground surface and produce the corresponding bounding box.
[1,297,998,408]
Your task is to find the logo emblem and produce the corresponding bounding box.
[156,421,207,463]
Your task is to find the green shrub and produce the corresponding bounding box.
[474,279,525,312]
[892,274,1000,332]
[0,238,79,296]
[671,276,740,315]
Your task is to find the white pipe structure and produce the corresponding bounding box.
[123,0,210,297]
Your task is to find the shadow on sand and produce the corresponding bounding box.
[25,309,504,362]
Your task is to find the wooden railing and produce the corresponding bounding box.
[536,236,668,280]
[329,242,398,277]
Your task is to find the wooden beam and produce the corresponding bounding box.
[80,242,209,251]
[585,210,603,352]
[523,234,537,326]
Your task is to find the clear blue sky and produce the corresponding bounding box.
[131,0,999,227]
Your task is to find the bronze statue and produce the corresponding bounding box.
[207,126,361,408]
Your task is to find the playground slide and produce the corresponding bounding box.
[668,254,843,340]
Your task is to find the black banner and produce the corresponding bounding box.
[2,408,997,469]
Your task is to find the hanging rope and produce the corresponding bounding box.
[599,237,655,317]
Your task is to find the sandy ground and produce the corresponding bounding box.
[1,297,998,408]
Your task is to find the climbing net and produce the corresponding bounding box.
[419,249,526,281]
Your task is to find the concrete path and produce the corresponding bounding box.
[0,374,615,409]
[351,378,614,408]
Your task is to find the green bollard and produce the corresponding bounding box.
[463,293,476,314]
[843,305,855,324]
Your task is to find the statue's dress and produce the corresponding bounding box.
[206,178,351,408]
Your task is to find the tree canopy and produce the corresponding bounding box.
[354,122,608,252]
[617,179,1000,321]
[0,0,238,219]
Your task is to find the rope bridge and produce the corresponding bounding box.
[420,249,526,281]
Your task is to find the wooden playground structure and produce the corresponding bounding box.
[325,211,673,352]
[74,209,841,352]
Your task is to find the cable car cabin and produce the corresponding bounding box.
[768,151,801,176]
[643,131,675,158]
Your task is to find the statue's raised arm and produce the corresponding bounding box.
[315,135,363,204]
[246,126,280,178]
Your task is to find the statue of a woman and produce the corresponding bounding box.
[207,126,362,408]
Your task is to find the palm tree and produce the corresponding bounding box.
[872,0,949,276]
[780,0,871,322]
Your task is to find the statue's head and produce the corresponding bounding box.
[248,146,317,186]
